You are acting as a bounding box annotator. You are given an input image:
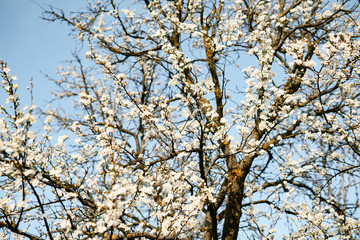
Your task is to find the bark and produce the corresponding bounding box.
[221,132,261,240]
[203,209,214,240]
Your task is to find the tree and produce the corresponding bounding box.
[1,0,360,239]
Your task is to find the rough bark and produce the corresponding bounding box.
[222,132,261,240]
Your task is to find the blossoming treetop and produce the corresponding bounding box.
[1,0,360,239]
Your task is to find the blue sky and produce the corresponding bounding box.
[0,0,86,107]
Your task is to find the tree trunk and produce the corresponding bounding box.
[221,132,260,240]
[203,209,214,240]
